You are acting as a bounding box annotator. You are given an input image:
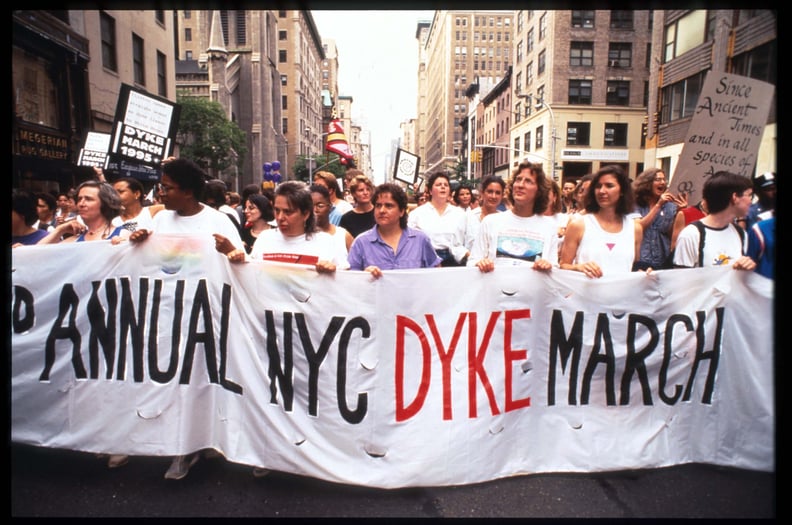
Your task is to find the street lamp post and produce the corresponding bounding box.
[517,94,558,181]
[306,129,330,183]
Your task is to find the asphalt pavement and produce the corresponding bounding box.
[10,442,775,518]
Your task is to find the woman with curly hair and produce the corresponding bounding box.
[631,167,685,270]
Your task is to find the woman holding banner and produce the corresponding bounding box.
[38,181,128,244]
[559,165,643,278]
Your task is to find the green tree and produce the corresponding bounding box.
[175,93,247,177]
[292,153,347,182]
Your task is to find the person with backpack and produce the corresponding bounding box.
[672,171,756,271]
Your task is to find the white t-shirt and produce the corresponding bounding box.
[573,213,636,275]
[150,204,244,250]
[407,202,468,263]
[673,221,746,268]
[249,229,350,269]
[112,206,156,232]
[469,210,560,266]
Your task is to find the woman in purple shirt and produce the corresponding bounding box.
[348,183,441,279]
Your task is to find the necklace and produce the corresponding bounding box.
[87,224,111,238]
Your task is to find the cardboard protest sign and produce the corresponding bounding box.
[393,148,421,185]
[670,72,774,202]
[108,84,180,181]
[77,131,111,169]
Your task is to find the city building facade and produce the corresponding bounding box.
[278,10,325,179]
[13,10,177,192]
[645,9,776,179]
[176,9,284,188]
[419,10,514,178]
[510,9,654,185]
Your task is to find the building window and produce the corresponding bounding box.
[282,118,288,134]
[732,40,777,84]
[279,30,287,40]
[568,79,593,104]
[539,13,547,40]
[664,10,707,62]
[516,40,523,63]
[279,49,287,63]
[220,11,229,45]
[536,126,544,149]
[514,137,521,156]
[281,74,287,86]
[566,122,591,146]
[514,102,521,124]
[282,95,287,110]
[185,28,192,42]
[157,51,167,97]
[526,61,533,86]
[133,34,145,85]
[184,10,191,19]
[570,41,594,67]
[571,10,595,28]
[236,11,246,45]
[606,80,630,106]
[155,11,165,25]
[604,123,628,146]
[660,71,705,123]
[608,42,632,68]
[185,50,192,60]
[100,12,117,72]
[537,50,546,75]
[515,72,522,95]
[524,131,531,152]
[526,28,534,53]
[279,10,286,17]
[609,11,633,29]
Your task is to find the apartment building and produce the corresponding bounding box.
[646,9,776,178]
[511,10,654,185]
[415,20,432,174]
[476,67,513,180]
[321,38,340,129]
[13,10,177,192]
[175,9,283,188]
[419,10,514,178]
[277,10,325,179]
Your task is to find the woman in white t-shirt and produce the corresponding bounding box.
[227,181,348,272]
[560,165,643,278]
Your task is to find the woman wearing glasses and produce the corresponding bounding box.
[631,168,686,270]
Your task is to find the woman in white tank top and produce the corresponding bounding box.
[559,165,643,278]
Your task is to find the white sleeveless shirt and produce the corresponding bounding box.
[574,213,635,275]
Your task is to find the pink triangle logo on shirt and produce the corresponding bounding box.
[606,243,616,251]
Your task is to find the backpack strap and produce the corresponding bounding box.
[692,220,746,267]
[692,220,706,267]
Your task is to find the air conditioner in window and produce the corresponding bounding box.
[609,60,620,67]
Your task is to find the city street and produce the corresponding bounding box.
[11,442,775,518]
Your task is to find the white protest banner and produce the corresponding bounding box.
[670,72,775,202]
[11,237,774,488]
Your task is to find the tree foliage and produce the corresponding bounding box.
[292,154,347,182]
[175,94,247,176]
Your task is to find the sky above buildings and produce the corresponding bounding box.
[311,10,434,182]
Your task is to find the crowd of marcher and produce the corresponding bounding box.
[11,155,775,480]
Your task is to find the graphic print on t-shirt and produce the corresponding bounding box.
[495,232,545,262]
[262,252,319,265]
